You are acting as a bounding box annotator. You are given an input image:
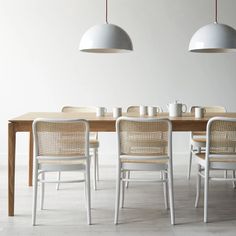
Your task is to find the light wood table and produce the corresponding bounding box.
[8,112,236,216]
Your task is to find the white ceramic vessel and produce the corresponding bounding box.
[139,106,148,116]
[195,107,205,119]
[113,107,122,118]
[167,101,187,117]
[96,107,107,117]
[148,106,157,116]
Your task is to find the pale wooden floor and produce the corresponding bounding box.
[0,161,236,236]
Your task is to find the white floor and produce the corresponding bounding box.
[0,160,236,236]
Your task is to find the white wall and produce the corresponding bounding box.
[0,0,236,165]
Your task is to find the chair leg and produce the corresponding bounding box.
[163,171,169,209]
[85,162,91,225]
[126,171,130,188]
[56,172,61,190]
[168,164,175,225]
[224,170,228,179]
[232,171,236,189]
[114,162,121,224]
[204,165,209,223]
[121,171,125,208]
[40,172,45,210]
[187,144,193,180]
[32,164,39,226]
[84,172,87,202]
[195,164,201,208]
[96,148,99,181]
[93,148,97,190]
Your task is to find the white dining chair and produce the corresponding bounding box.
[188,106,226,179]
[32,119,91,225]
[194,117,236,222]
[57,106,99,190]
[125,106,163,188]
[114,117,175,225]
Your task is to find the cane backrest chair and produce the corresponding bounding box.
[187,106,226,179]
[62,106,98,140]
[114,117,175,225]
[32,119,91,225]
[194,117,236,223]
[61,106,99,190]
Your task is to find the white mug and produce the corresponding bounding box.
[148,106,157,116]
[113,107,122,118]
[96,107,107,117]
[139,105,147,116]
[195,107,205,119]
[167,101,187,117]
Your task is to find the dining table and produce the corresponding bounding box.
[8,111,236,216]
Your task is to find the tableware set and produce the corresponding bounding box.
[96,103,206,119]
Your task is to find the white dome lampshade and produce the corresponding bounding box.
[189,0,236,53]
[79,0,133,53]
[189,23,236,53]
[79,23,133,53]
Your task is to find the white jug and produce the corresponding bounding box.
[167,101,187,117]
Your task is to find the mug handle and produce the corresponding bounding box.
[182,104,187,113]
[157,106,163,113]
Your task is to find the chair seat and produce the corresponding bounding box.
[121,158,168,164]
[38,159,85,165]
[195,153,236,162]
[89,139,99,148]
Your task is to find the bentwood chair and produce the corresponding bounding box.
[114,117,175,225]
[32,119,91,225]
[188,106,226,179]
[194,117,236,222]
[57,106,99,190]
[125,106,163,187]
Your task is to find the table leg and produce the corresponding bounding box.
[28,132,33,187]
[8,122,16,216]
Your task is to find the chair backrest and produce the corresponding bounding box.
[127,106,163,114]
[206,117,236,159]
[62,106,97,139]
[33,119,89,159]
[62,106,96,113]
[190,106,226,113]
[116,117,172,158]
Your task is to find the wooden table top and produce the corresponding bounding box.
[9,112,236,122]
[9,112,236,132]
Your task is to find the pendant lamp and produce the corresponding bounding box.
[79,0,133,53]
[189,0,236,53]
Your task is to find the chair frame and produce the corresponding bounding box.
[32,118,91,225]
[194,117,236,222]
[114,117,175,225]
[188,106,226,179]
[57,106,99,190]
[126,106,163,187]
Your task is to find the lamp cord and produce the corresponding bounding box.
[215,0,218,23]
[105,0,108,24]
